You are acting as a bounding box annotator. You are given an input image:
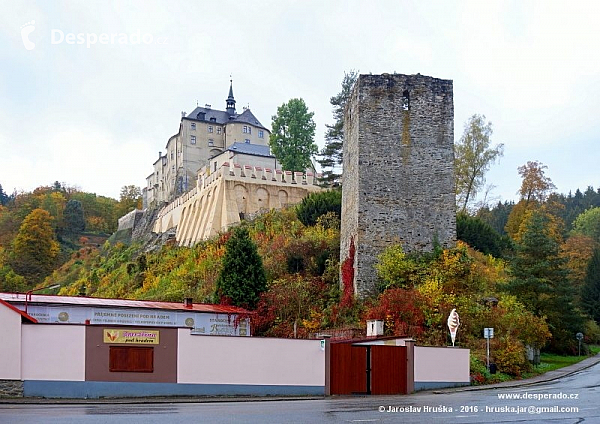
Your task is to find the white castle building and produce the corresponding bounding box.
[144,82,274,207]
[126,82,321,246]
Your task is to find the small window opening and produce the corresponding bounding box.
[402,90,410,111]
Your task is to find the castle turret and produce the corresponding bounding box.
[226,80,236,118]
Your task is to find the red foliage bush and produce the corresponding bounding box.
[364,288,425,337]
[340,238,355,308]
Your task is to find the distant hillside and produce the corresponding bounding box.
[0,182,140,292]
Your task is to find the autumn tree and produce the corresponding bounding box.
[0,253,27,293]
[269,98,317,172]
[517,161,556,204]
[71,192,119,233]
[560,234,596,299]
[571,207,600,244]
[116,185,142,218]
[318,70,358,184]
[10,208,60,286]
[454,114,503,213]
[215,226,267,309]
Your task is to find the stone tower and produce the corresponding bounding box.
[340,73,456,297]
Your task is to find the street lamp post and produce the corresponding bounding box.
[24,284,60,314]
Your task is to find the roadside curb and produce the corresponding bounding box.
[0,395,325,405]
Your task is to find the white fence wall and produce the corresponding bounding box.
[177,330,325,387]
[414,346,470,390]
[21,325,86,381]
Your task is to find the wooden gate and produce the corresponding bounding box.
[330,343,407,395]
[371,345,407,395]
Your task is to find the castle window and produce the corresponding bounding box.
[245,139,250,144]
[208,139,214,147]
[191,123,196,131]
[402,90,410,111]
[217,127,222,134]
[190,136,196,145]
[243,126,251,134]
[208,125,213,133]
[258,130,264,138]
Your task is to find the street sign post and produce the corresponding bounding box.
[576,332,584,356]
[484,327,494,371]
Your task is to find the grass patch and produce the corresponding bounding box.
[473,345,600,384]
[521,345,600,378]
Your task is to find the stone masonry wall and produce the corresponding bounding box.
[0,380,24,398]
[340,73,456,297]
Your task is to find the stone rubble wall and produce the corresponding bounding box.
[341,73,456,297]
[0,380,23,398]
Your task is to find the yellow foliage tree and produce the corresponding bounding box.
[11,208,60,286]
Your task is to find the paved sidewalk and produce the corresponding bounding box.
[433,352,600,393]
[1,354,598,404]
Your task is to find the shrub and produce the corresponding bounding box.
[494,337,531,376]
[296,190,341,227]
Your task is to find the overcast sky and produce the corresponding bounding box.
[1,0,599,205]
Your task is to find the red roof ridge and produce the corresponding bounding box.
[0,292,249,314]
[0,298,38,323]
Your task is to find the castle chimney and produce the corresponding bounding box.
[184,297,193,309]
[181,111,187,118]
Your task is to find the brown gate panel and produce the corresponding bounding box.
[330,344,367,395]
[371,345,407,395]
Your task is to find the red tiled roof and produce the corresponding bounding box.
[0,292,248,314]
[0,298,38,323]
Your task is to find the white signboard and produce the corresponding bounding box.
[22,305,250,336]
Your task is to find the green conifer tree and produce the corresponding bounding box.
[504,210,583,353]
[215,226,267,309]
[582,248,600,323]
